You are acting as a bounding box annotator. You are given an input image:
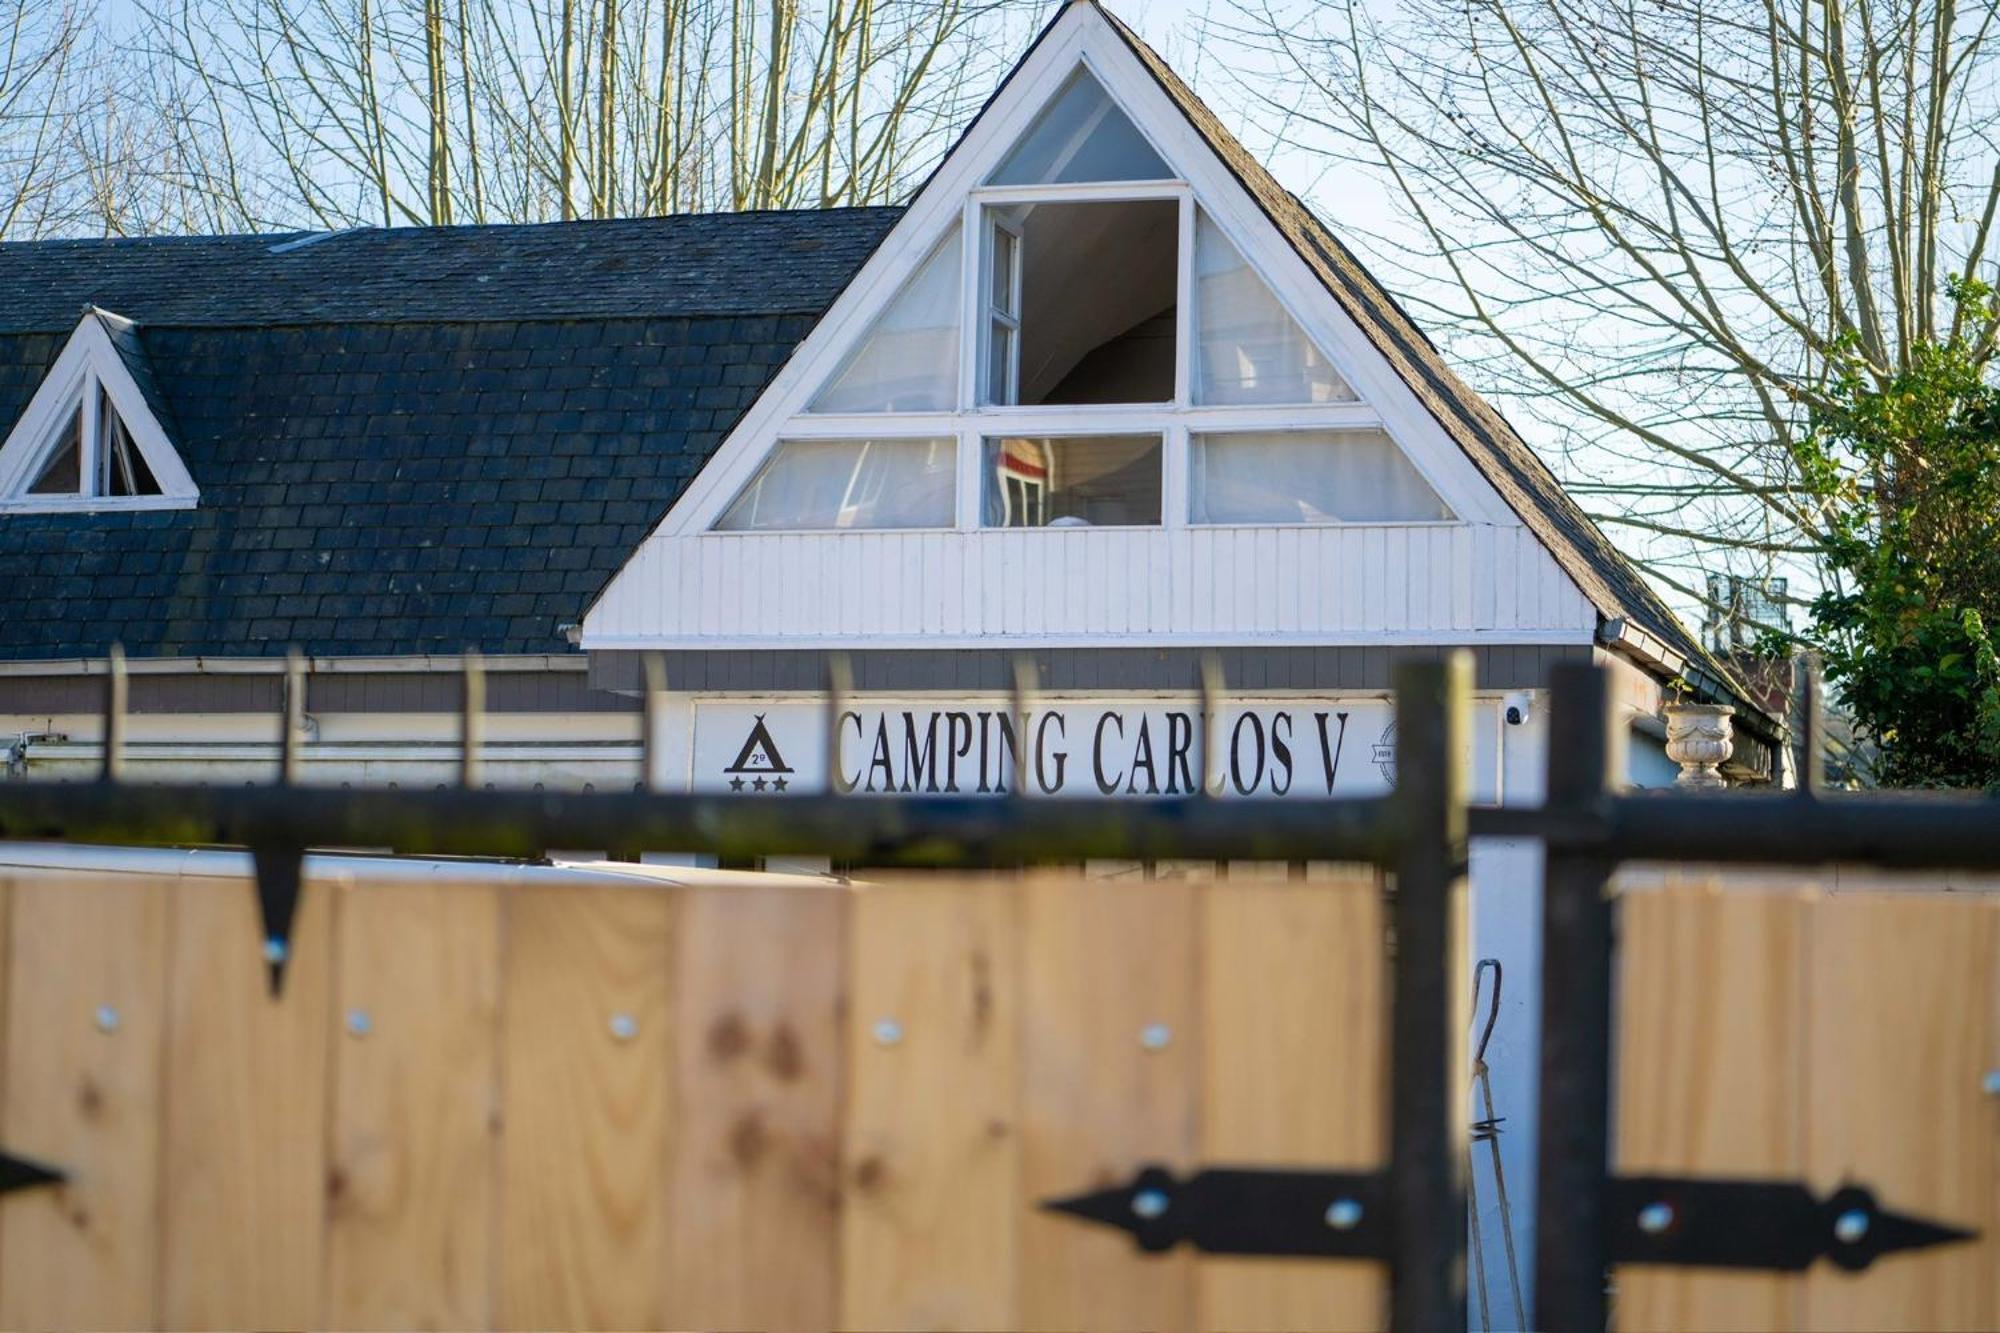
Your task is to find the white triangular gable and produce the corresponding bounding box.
[583,2,1596,650]
[0,309,196,512]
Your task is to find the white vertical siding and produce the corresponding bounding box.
[582,523,1599,647]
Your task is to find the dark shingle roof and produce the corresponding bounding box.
[0,210,900,659]
[1096,4,1763,723]
[0,209,901,332]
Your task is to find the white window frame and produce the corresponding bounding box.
[0,312,197,514]
[669,33,1504,540]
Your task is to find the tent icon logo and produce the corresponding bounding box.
[725,715,793,792]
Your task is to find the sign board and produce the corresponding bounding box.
[687,697,1501,800]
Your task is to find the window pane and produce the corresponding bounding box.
[26,407,82,494]
[716,438,955,531]
[102,393,160,496]
[990,227,1017,313]
[1191,430,1452,524]
[992,199,1177,406]
[810,234,961,413]
[1195,212,1356,405]
[984,434,1162,527]
[986,322,1015,406]
[988,68,1172,185]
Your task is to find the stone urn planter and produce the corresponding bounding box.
[1663,702,1734,788]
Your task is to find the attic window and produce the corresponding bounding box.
[0,309,195,512]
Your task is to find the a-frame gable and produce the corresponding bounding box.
[0,307,196,512]
[582,0,1607,652]
[634,3,1511,542]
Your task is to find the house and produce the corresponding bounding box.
[0,2,1782,1309]
[0,2,1776,798]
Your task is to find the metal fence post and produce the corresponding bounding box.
[1535,662,1621,1330]
[1390,651,1470,1332]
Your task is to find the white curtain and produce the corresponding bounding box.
[811,234,962,413]
[1190,430,1452,524]
[715,438,955,531]
[1195,213,1356,406]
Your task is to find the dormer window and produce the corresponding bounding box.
[698,60,1451,535]
[0,308,196,513]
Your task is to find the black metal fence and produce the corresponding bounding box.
[4,650,2000,1330]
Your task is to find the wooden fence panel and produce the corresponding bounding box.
[662,883,848,1332]
[323,882,503,1330]
[160,880,333,1330]
[1799,895,2000,1332]
[0,868,1392,1331]
[1614,885,1810,1332]
[1196,872,1388,1332]
[497,885,677,1329]
[0,876,168,1331]
[1018,876,1200,1332]
[1617,885,2000,1333]
[840,879,1023,1331]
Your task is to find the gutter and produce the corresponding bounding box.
[1595,617,1785,745]
[0,653,587,677]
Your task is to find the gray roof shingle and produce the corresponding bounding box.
[0,210,900,660]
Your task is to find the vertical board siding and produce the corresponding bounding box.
[0,869,1393,1331]
[664,885,847,1332]
[497,886,677,1329]
[0,876,168,1331]
[160,882,334,1331]
[586,524,1596,645]
[324,883,504,1329]
[1616,883,2000,1332]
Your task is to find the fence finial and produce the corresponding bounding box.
[641,652,667,792]
[282,648,307,786]
[101,644,127,783]
[827,654,855,795]
[1011,655,1039,798]
[1199,652,1225,797]
[460,650,485,789]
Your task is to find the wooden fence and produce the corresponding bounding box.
[0,865,1388,1332]
[1615,881,2000,1333]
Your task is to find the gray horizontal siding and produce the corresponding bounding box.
[587,645,1592,694]
[0,669,636,715]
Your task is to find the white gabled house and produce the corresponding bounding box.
[579,1,1775,807]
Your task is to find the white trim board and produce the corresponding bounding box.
[0,309,196,512]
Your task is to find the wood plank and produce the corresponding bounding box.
[840,878,1020,1330]
[496,884,677,1330]
[663,883,848,1331]
[1195,873,1387,1331]
[1017,876,1199,1331]
[0,875,168,1331]
[1613,884,1809,1333]
[323,882,502,1329]
[158,876,334,1330]
[1798,894,2000,1332]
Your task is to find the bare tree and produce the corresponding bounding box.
[122,0,1040,232]
[1215,0,2000,627]
[0,1,92,239]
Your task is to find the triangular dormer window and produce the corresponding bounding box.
[0,309,195,512]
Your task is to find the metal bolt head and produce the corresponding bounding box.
[1131,1188,1170,1220]
[1324,1197,1364,1231]
[344,1009,372,1037]
[1983,1069,2000,1096]
[1636,1201,1675,1235]
[93,1005,120,1034]
[871,1018,904,1047]
[1832,1208,1871,1246]
[608,1012,639,1042]
[1138,1022,1172,1052]
[263,936,289,966]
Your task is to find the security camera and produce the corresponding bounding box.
[1503,691,1534,726]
